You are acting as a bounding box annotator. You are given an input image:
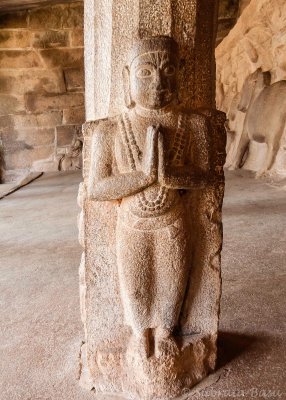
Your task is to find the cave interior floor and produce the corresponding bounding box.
[0,170,285,400]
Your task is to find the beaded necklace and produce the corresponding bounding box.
[118,112,189,211]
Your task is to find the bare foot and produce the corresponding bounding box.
[154,328,178,358]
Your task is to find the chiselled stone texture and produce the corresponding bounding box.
[80,2,225,399]
[0,1,84,182]
[216,0,286,177]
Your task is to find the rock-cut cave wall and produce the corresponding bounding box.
[216,0,286,177]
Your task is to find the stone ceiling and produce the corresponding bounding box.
[0,0,80,13]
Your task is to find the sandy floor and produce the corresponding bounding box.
[0,171,285,400]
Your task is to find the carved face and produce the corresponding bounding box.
[129,51,178,110]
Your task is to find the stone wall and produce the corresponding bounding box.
[0,1,84,182]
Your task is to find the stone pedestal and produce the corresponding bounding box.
[79,1,226,399]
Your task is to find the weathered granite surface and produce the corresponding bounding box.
[79,1,226,399]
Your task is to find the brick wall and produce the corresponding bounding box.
[0,1,84,182]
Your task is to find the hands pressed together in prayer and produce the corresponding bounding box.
[142,124,174,186]
[142,124,188,188]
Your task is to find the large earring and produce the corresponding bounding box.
[123,66,135,109]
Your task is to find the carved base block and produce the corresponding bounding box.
[79,334,217,400]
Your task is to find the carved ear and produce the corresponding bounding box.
[123,66,134,108]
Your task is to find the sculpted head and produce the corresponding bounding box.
[123,36,179,110]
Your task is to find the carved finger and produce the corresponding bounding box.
[158,132,165,181]
[158,131,164,159]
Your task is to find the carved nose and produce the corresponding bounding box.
[153,70,162,90]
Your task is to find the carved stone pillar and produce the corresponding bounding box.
[79,1,226,399]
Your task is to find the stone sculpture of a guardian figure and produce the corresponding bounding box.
[79,35,225,400]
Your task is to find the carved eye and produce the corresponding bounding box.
[136,68,152,78]
[163,65,176,76]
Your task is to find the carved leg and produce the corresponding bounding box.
[153,215,189,357]
[225,136,240,168]
[224,131,236,168]
[134,329,152,358]
[116,221,154,336]
[228,130,250,170]
[155,327,178,357]
[256,141,280,178]
[225,128,233,154]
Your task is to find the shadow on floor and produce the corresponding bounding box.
[217,330,263,369]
